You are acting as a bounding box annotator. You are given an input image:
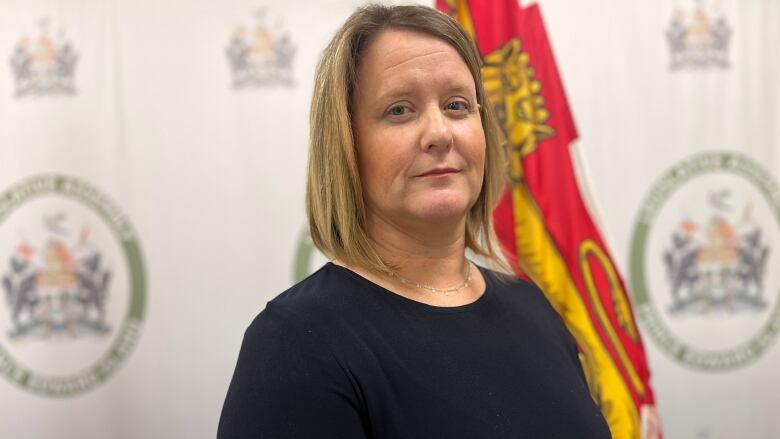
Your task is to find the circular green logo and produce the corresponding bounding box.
[630,152,780,371]
[0,175,146,396]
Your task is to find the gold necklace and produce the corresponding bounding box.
[391,261,472,295]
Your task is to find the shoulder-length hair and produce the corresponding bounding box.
[306,4,508,275]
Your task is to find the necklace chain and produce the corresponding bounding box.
[391,261,472,295]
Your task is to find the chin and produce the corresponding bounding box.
[413,199,472,222]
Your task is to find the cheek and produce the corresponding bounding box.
[357,144,395,204]
[358,130,412,184]
[458,122,487,168]
[358,152,383,191]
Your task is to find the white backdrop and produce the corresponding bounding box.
[0,0,777,438]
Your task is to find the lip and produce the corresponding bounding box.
[417,168,460,178]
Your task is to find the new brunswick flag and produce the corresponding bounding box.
[436,1,662,438]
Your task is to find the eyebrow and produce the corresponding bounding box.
[376,83,476,103]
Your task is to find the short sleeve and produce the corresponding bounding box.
[217,304,368,439]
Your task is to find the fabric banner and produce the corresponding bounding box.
[0,0,778,438]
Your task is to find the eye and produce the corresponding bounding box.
[384,103,414,121]
[445,100,471,114]
[388,105,407,116]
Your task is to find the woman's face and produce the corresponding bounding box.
[352,30,486,233]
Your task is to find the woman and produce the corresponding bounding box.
[218,5,611,438]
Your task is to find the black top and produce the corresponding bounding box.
[218,263,612,438]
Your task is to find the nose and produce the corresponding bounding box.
[419,107,453,152]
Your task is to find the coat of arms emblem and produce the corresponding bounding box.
[226,8,296,88]
[8,19,78,97]
[663,191,769,314]
[3,214,112,339]
[665,1,732,70]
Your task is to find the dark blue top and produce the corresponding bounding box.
[218,263,612,438]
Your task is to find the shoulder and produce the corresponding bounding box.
[241,263,374,352]
[262,263,368,325]
[219,265,368,437]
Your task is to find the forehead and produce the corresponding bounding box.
[356,29,475,95]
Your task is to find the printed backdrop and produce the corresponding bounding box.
[0,0,778,438]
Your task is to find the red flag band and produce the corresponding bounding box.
[436,1,661,437]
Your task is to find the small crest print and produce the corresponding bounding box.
[665,0,732,70]
[226,8,296,88]
[8,18,78,97]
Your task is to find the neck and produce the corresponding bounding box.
[366,212,469,287]
[334,212,486,307]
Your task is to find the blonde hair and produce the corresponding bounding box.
[306,4,507,275]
